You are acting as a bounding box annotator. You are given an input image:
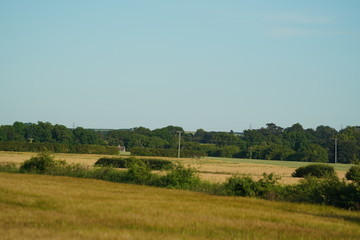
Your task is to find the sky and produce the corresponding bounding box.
[1,0,359,132]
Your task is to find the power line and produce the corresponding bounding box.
[177,131,182,158]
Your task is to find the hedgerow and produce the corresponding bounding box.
[94,157,173,170]
[1,152,359,210]
[0,141,118,155]
[130,147,207,158]
[292,164,335,178]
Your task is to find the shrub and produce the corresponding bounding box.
[225,176,258,197]
[143,158,173,170]
[292,164,335,178]
[155,164,201,190]
[94,157,173,170]
[94,158,127,168]
[224,173,280,199]
[345,166,360,182]
[19,152,60,174]
[123,158,153,184]
[283,175,360,210]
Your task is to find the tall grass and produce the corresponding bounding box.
[1,172,360,240]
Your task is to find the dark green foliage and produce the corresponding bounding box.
[155,164,201,190]
[0,121,104,145]
[0,141,118,155]
[225,176,258,197]
[212,145,240,158]
[95,158,128,168]
[2,122,360,163]
[346,166,360,182]
[302,144,328,162]
[292,164,335,178]
[19,152,60,174]
[224,173,280,199]
[248,144,295,160]
[130,147,207,158]
[94,157,173,170]
[283,175,360,210]
[123,158,153,184]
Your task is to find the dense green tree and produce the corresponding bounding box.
[52,124,73,144]
[1,121,359,163]
[132,127,153,136]
[283,123,310,151]
[337,134,358,163]
[214,145,240,158]
[153,126,183,143]
[302,144,328,162]
[73,127,102,145]
[12,122,26,141]
[0,125,17,141]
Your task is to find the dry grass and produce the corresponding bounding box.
[0,151,348,184]
[1,172,360,240]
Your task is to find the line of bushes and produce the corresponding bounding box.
[1,152,201,190]
[130,147,207,158]
[94,157,173,170]
[0,141,119,155]
[0,153,359,210]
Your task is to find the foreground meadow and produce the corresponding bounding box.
[0,172,359,240]
[0,151,350,184]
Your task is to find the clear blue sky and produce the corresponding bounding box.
[1,0,359,131]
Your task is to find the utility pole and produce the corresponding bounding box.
[177,131,182,158]
[335,138,337,164]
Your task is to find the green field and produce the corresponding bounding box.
[1,172,360,240]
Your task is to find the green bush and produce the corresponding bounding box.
[94,157,173,170]
[224,173,280,199]
[282,175,360,210]
[123,158,153,184]
[225,176,258,197]
[292,164,335,178]
[346,166,360,182]
[94,158,127,168]
[19,152,61,174]
[155,164,201,190]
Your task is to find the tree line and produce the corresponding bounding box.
[0,122,359,163]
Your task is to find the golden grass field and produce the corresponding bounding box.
[0,151,348,184]
[1,172,360,240]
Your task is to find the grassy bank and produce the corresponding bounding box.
[0,172,359,240]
